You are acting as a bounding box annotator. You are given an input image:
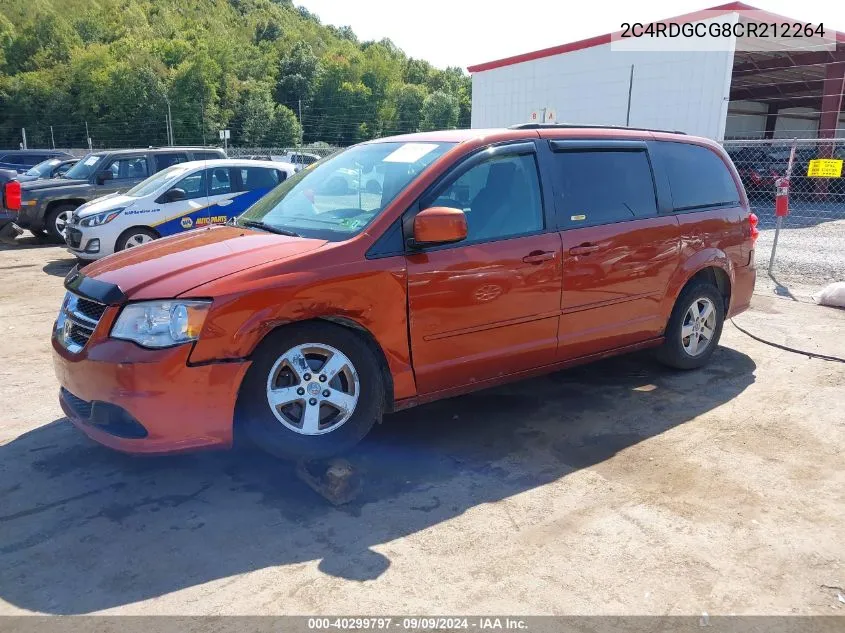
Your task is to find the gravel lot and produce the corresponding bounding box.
[754,220,845,297]
[0,236,843,616]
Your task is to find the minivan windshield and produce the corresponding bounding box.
[235,141,455,240]
[64,153,106,180]
[126,164,194,197]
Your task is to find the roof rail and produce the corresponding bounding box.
[510,123,687,135]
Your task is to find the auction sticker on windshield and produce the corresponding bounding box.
[83,155,100,166]
[383,143,439,163]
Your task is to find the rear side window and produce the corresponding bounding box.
[193,151,225,160]
[18,154,45,166]
[550,150,657,227]
[654,142,740,211]
[154,153,188,171]
[209,167,234,195]
[238,167,280,191]
[104,156,149,180]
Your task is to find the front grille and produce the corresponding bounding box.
[56,292,107,353]
[61,388,92,419]
[66,228,82,248]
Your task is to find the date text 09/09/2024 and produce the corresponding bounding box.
[307,618,528,630]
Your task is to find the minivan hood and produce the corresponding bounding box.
[82,226,328,300]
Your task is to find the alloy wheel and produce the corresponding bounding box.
[682,297,717,357]
[265,343,360,435]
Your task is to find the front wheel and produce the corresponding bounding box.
[656,282,725,370]
[45,204,77,243]
[238,322,385,460]
[116,227,158,252]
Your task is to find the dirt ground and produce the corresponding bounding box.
[0,236,843,616]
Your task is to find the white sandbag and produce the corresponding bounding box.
[813,282,845,308]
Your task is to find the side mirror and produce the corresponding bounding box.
[96,171,113,185]
[410,207,468,248]
[164,188,187,202]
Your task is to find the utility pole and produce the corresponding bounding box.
[50,125,56,149]
[85,121,92,150]
[298,98,303,148]
[21,128,27,150]
[200,96,206,145]
[168,101,174,145]
[625,64,635,126]
[163,94,174,145]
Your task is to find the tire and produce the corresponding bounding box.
[116,227,158,252]
[238,322,385,460]
[656,281,725,370]
[45,204,77,243]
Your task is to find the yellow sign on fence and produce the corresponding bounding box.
[807,159,843,178]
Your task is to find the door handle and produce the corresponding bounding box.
[569,243,602,256]
[522,250,557,264]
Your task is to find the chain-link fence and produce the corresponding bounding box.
[722,138,845,294]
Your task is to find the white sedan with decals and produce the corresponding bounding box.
[64,159,295,260]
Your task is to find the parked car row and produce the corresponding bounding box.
[66,159,294,260]
[0,147,331,247]
[50,125,756,462]
[0,149,74,173]
[725,144,844,198]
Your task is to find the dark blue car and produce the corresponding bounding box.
[0,150,73,174]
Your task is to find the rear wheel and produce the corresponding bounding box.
[656,282,724,370]
[238,322,384,460]
[116,227,158,252]
[45,204,77,243]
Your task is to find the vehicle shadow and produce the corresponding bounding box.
[0,347,755,613]
[41,257,77,278]
[0,234,57,251]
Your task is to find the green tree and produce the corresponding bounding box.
[0,0,472,149]
[276,41,319,105]
[0,14,16,70]
[395,84,427,133]
[420,90,459,131]
[268,104,302,146]
[236,82,275,145]
[403,58,430,85]
[6,11,81,72]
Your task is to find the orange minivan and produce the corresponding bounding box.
[53,125,757,459]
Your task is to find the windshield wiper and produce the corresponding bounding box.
[240,220,301,237]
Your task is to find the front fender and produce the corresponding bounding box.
[187,256,417,401]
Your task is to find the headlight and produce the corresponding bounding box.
[111,300,211,348]
[80,208,124,227]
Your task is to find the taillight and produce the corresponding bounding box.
[749,212,759,243]
[4,181,21,211]
[750,170,762,184]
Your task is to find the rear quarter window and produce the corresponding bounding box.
[192,150,226,160]
[654,142,740,211]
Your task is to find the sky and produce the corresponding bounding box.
[296,0,845,70]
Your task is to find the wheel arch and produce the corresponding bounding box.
[242,316,396,414]
[115,225,161,250]
[665,249,734,322]
[685,266,731,313]
[46,198,86,214]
